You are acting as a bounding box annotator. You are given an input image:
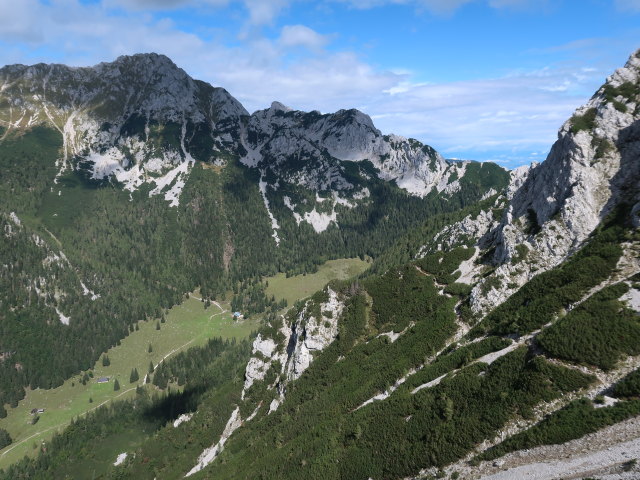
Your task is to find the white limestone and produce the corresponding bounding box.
[55,307,70,325]
[173,413,193,428]
[185,406,241,477]
[470,50,640,315]
[621,286,640,312]
[113,452,127,466]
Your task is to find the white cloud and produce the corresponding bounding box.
[105,0,286,25]
[105,0,230,10]
[242,0,290,25]
[336,0,548,14]
[366,63,607,166]
[487,0,541,9]
[278,25,329,50]
[0,0,44,42]
[0,0,630,169]
[615,0,640,12]
[278,25,330,50]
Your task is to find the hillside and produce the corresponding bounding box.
[0,54,506,427]
[0,49,639,480]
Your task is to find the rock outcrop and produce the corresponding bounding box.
[468,49,640,314]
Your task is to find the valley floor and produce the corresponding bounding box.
[0,296,255,468]
[0,257,368,471]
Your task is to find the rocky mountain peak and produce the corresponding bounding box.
[467,48,640,313]
[269,101,292,113]
[0,53,504,219]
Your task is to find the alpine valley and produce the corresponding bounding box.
[0,48,638,479]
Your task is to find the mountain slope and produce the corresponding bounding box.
[4,50,638,480]
[0,54,507,424]
[65,48,638,480]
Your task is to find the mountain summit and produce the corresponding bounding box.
[0,53,498,211]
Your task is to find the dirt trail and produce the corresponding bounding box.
[1,302,229,461]
[473,415,640,480]
[0,386,137,458]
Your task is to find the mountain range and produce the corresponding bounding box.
[0,49,639,479]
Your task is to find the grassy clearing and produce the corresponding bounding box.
[0,257,367,468]
[0,295,258,468]
[265,258,370,306]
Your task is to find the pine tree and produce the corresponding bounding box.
[113,378,120,391]
[129,368,139,383]
[0,428,12,449]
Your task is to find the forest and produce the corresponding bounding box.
[0,121,507,421]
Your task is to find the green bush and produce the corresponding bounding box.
[613,369,640,398]
[0,428,12,450]
[481,398,640,461]
[570,108,597,134]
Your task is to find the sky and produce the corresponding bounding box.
[0,0,638,167]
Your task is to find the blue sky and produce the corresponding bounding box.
[0,0,638,167]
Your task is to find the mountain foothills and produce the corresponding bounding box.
[0,48,638,479]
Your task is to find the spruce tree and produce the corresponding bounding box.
[113,378,120,391]
[0,428,12,449]
[156,321,160,330]
[148,343,153,353]
[102,355,110,367]
[148,361,155,374]
[129,368,139,383]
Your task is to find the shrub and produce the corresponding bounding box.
[0,428,12,449]
[570,108,597,134]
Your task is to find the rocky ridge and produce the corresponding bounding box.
[422,49,640,315]
[186,286,346,475]
[0,53,247,206]
[1,54,489,220]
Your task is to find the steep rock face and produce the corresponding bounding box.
[470,49,640,314]
[241,287,345,409]
[0,53,247,206]
[284,287,344,382]
[1,53,504,223]
[241,101,468,198]
[187,286,346,475]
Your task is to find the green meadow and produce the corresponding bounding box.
[0,295,257,468]
[265,257,370,306]
[0,257,368,468]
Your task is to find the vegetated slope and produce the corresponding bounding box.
[3,49,638,480]
[99,49,638,479]
[2,218,638,479]
[0,55,507,424]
